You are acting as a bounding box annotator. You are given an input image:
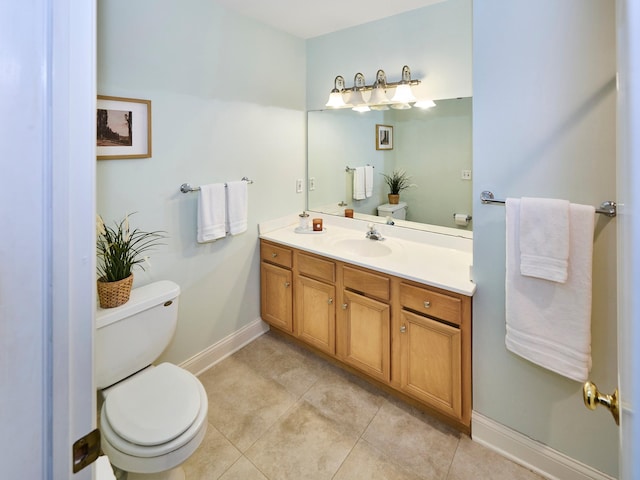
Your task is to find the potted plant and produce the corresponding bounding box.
[96,213,166,308]
[380,169,414,204]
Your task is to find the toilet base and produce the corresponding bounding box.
[126,466,185,480]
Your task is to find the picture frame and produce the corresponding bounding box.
[375,124,393,150]
[97,95,152,160]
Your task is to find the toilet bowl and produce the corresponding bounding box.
[96,281,207,480]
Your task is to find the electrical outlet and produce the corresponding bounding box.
[296,178,303,193]
[309,177,316,191]
[461,170,472,180]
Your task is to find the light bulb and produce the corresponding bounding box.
[325,91,346,108]
[390,84,416,104]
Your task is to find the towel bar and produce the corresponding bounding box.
[480,191,617,217]
[180,177,253,194]
[345,165,374,172]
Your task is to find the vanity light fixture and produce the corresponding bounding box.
[368,70,391,111]
[324,65,430,112]
[390,65,417,105]
[414,99,437,109]
[325,75,347,108]
[348,73,370,112]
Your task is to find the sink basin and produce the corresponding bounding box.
[330,238,393,258]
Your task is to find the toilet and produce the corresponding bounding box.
[96,280,207,480]
[377,201,408,220]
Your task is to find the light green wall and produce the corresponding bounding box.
[473,0,618,475]
[97,0,306,363]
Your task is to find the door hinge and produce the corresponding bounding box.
[72,428,101,473]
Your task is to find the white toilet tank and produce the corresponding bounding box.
[377,202,407,220]
[95,280,180,389]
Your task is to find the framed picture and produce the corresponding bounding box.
[97,95,151,160]
[375,124,393,150]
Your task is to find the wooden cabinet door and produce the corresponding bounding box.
[399,310,462,419]
[260,262,293,332]
[338,290,390,382]
[295,275,335,354]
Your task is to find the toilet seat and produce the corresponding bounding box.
[100,363,208,472]
[104,363,201,446]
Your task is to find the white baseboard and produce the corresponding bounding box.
[472,412,616,480]
[179,318,270,376]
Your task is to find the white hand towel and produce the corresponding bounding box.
[505,198,595,382]
[226,180,248,235]
[353,167,366,200]
[364,165,374,198]
[197,183,226,243]
[519,197,570,283]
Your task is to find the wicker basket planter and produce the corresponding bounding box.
[97,274,133,308]
[388,194,400,205]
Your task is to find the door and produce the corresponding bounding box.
[399,310,462,419]
[295,275,336,354]
[616,1,640,477]
[261,262,293,332]
[338,290,390,382]
[0,1,97,478]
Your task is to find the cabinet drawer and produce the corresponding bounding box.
[261,241,292,268]
[400,283,461,326]
[343,266,390,301]
[297,252,335,283]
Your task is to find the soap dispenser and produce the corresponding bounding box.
[298,211,309,230]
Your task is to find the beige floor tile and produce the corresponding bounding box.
[333,439,424,480]
[199,356,298,452]
[236,332,332,398]
[302,368,385,436]
[183,423,241,480]
[232,332,285,368]
[447,436,546,480]
[363,400,461,480]
[219,456,268,480]
[245,400,359,480]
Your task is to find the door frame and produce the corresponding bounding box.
[616,0,640,478]
[51,0,98,478]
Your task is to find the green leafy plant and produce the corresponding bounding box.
[380,169,414,194]
[96,214,167,282]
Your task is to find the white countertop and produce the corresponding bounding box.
[259,213,476,296]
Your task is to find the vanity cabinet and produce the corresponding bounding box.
[259,239,472,432]
[337,266,391,382]
[260,242,293,332]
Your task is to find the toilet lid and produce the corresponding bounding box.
[104,363,201,446]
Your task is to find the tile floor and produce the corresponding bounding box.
[184,331,546,480]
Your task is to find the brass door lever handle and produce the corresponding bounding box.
[583,381,619,425]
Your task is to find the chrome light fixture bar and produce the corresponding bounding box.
[325,65,433,112]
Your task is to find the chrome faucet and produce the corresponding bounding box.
[366,223,384,241]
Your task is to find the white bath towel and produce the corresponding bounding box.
[197,183,226,243]
[226,180,248,235]
[364,165,374,198]
[353,166,366,200]
[519,197,570,283]
[505,198,595,382]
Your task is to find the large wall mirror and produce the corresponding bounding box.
[307,97,472,235]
